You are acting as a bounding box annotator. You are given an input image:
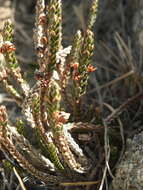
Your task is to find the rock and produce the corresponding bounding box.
[111,131,143,190]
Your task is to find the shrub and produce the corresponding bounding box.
[0,0,99,186]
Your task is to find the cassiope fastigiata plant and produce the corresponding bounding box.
[0,0,98,185]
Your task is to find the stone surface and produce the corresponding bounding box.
[111,131,143,190]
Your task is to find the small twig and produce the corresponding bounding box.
[60,180,100,186]
[87,70,134,95]
[113,118,125,170]
[99,165,108,190]
[15,184,22,190]
[13,167,27,190]
[86,155,104,190]
[105,119,114,176]
[98,120,109,190]
[9,171,15,190]
[105,89,143,123]
[103,103,125,167]
[99,70,134,90]
[69,123,104,133]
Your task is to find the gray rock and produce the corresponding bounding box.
[111,131,143,190]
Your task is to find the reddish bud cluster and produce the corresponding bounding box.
[34,70,51,88]
[40,36,48,45]
[87,65,97,72]
[70,62,79,70]
[70,62,96,81]
[74,75,81,81]
[70,62,81,81]
[0,42,16,54]
[53,111,70,124]
[39,15,47,25]
[0,106,7,123]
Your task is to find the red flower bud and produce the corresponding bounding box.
[87,65,97,72]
